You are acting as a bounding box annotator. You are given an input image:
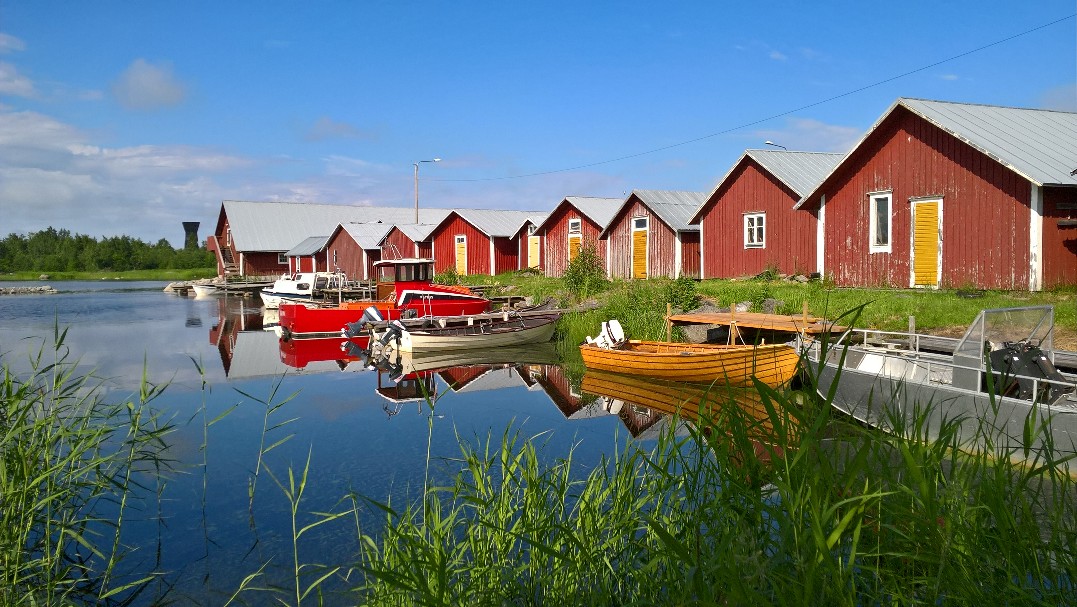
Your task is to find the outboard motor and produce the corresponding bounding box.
[585,320,626,349]
[379,320,406,346]
[989,340,1074,402]
[343,306,385,338]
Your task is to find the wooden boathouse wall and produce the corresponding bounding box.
[493,236,518,275]
[431,213,492,276]
[812,106,1035,290]
[1043,186,1077,287]
[381,227,423,260]
[325,230,378,281]
[605,196,679,279]
[542,203,606,278]
[698,159,817,279]
[680,231,701,278]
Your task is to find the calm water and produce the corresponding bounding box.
[0,282,646,604]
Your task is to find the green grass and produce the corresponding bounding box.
[0,268,218,281]
[0,325,173,605]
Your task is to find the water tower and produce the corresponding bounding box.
[182,222,200,250]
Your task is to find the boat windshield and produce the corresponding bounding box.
[377,261,433,284]
[954,306,1055,362]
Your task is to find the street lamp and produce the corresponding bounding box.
[414,158,441,223]
[763,141,788,151]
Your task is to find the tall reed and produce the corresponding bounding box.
[349,363,1077,605]
[0,324,173,605]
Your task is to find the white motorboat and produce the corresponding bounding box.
[260,272,345,309]
[805,306,1077,463]
[191,283,220,297]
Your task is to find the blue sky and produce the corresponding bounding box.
[1,1,1075,247]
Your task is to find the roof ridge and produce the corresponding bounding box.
[900,97,1077,116]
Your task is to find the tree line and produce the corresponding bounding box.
[0,227,215,273]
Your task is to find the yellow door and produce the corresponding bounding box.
[528,235,541,268]
[912,201,940,287]
[568,235,582,262]
[455,235,467,275]
[632,228,647,279]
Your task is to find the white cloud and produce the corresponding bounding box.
[769,50,787,61]
[304,117,376,142]
[0,62,35,97]
[111,59,186,110]
[0,33,25,54]
[753,117,861,154]
[939,74,960,81]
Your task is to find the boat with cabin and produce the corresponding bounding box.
[277,258,490,338]
[260,271,347,309]
[579,320,800,387]
[804,306,1077,461]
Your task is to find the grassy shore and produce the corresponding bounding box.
[0,268,218,281]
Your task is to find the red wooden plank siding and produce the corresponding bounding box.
[493,236,516,275]
[606,197,677,279]
[1043,186,1077,287]
[239,252,289,277]
[680,232,700,278]
[431,214,491,276]
[324,230,370,281]
[699,160,816,278]
[543,205,605,277]
[381,227,418,260]
[820,107,1032,289]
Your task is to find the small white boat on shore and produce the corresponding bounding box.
[191,283,221,297]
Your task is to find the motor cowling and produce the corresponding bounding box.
[989,340,1074,402]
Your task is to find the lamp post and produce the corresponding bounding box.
[763,140,788,151]
[414,158,441,223]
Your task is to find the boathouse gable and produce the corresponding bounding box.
[796,98,1077,290]
[380,224,436,261]
[429,209,548,276]
[535,196,621,278]
[284,235,330,274]
[691,150,841,280]
[601,190,706,279]
[325,222,392,282]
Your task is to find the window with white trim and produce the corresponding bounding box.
[633,217,648,230]
[744,212,765,248]
[278,253,288,264]
[568,218,582,234]
[333,249,339,265]
[869,192,892,253]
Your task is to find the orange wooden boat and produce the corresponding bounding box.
[579,340,799,387]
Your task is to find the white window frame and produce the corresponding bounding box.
[568,218,582,235]
[278,253,288,264]
[869,191,892,254]
[632,217,648,231]
[743,212,765,249]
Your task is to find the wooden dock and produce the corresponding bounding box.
[667,311,843,336]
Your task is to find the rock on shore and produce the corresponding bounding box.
[1,285,59,295]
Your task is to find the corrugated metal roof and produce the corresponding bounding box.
[899,98,1077,187]
[745,150,844,196]
[614,190,707,236]
[795,98,1077,208]
[451,208,548,237]
[692,150,841,222]
[393,223,439,242]
[284,235,330,256]
[222,200,452,252]
[566,196,622,229]
[340,222,393,249]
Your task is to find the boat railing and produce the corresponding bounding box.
[822,331,1076,405]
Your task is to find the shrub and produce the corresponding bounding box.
[563,242,608,300]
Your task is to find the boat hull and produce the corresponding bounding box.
[806,344,1077,459]
[279,298,491,338]
[580,341,800,387]
[397,315,559,352]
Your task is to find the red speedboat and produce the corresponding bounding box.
[278,258,490,338]
[278,335,370,369]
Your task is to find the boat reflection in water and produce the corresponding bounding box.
[581,369,798,463]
